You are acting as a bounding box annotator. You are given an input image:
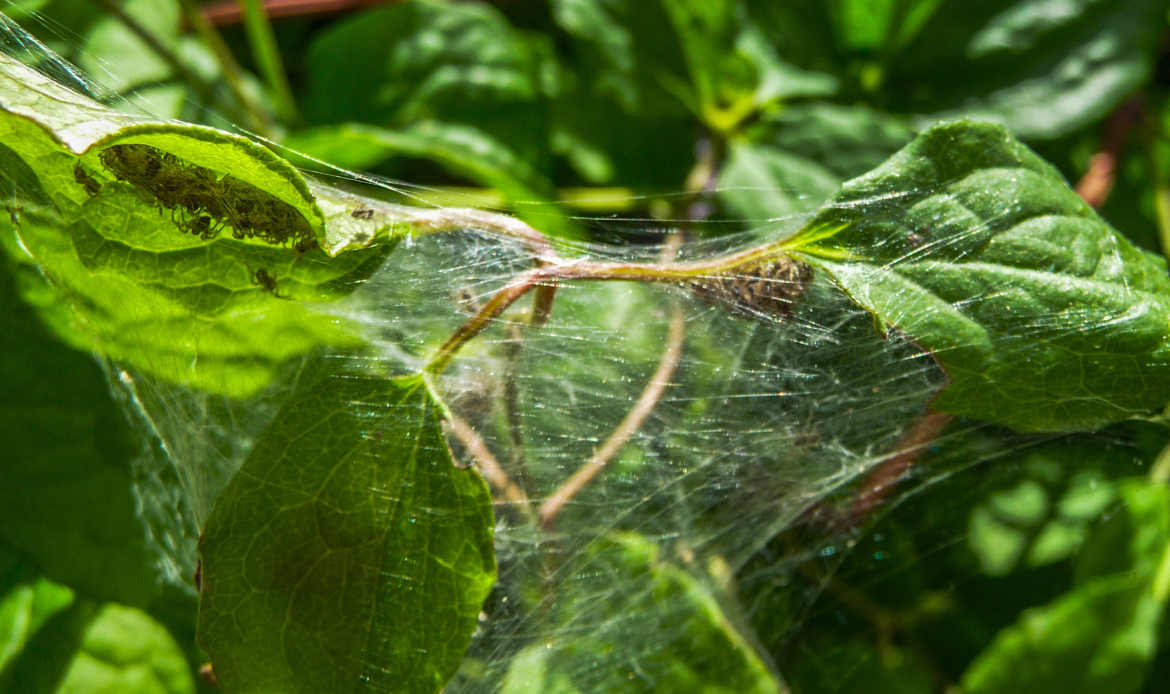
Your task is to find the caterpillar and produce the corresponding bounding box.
[690,255,812,321]
[96,144,314,249]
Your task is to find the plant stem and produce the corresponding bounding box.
[1074,95,1142,208]
[501,323,533,497]
[848,412,952,527]
[202,0,388,27]
[539,301,686,528]
[424,268,551,375]
[444,413,534,522]
[239,0,299,124]
[178,0,274,137]
[90,0,222,113]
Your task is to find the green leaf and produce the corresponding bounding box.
[963,478,1170,693]
[0,550,75,674]
[747,104,914,181]
[78,0,180,97]
[888,0,1165,139]
[195,360,496,694]
[1075,479,1170,584]
[304,0,542,127]
[0,51,404,396]
[510,532,781,694]
[968,443,1116,576]
[789,120,1170,432]
[555,0,835,129]
[827,0,943,53]
[0,243,173,607]
[303,0,551,170]
[0,589,195,694]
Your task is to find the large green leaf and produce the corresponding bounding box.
[788,120,1170,432]
[0,240,170,607]
[304,0,542,126]
[0,52,401,396]
[195,360,496,694]
[303,0,551,172]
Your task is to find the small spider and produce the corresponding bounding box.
[452,286,481,314]
[351,207,375,220]
[294,237,319,255]
[252,268,289,299]
[73,163,101,196]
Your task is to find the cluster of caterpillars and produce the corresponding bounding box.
[691,255,813,321]
[81,143,316,252]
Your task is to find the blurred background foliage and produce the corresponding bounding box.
[4,1,1170,693]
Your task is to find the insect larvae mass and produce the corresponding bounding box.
[96,144,314,249]
[691,254,813,320]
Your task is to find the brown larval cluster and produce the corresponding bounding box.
[90,143,314,249]
[691,255,813,321]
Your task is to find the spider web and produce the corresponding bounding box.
[0,6,1153,693]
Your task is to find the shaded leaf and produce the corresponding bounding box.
[890,0,1165,139]
[0,593,195,694]
[968,444,1116,576]
[0,239,171,606]
[961,573,1160,694]
[555,0,834,128]
[1075,479,1170,584]
[303,0,550,171]
[0,550,75,674]
[196,360,496,694]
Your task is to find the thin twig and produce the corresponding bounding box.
[90,0,221,109]
[848,411,952,527]
[240,0,299,124]
[539,302,687,528]
[424,267,552,375]
[177,0,274,137]
[444,414,533,520]
[201,0,389,27]
[501,322,533,497]
[1075,95,1144,208]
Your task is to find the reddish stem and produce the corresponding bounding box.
[1075,95,1144,208]
[848,411,952,527]
[200,0,391,27]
